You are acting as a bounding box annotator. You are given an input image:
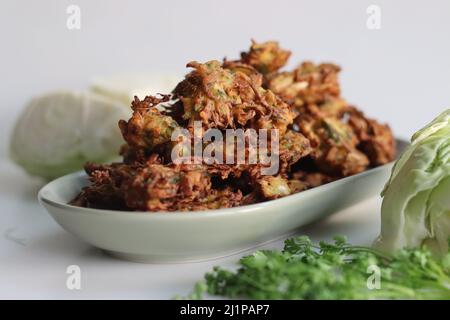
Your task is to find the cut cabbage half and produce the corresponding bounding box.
[375,109,450,256]
[10,91,130,180]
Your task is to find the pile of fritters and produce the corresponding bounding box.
[71,40,396,211]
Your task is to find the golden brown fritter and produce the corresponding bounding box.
[173,60,295,135]
[296,114,369,176]
[266,62,345,117]
[249,174,311,201]
[291,171,336,188]
[171,188,243,211]
[70,162,141,210]
[72,162,240,211]
[222,60,263,85]
[347,107,396,166]
[279,130,312,173]
[121,163,212,211]
[119,95,179,153]
[257,175,292,200]
[240,40,291,74]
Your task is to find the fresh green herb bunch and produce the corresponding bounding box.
[186,236,450,299]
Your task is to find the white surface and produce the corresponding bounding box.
[0,158,382,299]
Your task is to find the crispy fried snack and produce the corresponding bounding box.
[119,96,178,150]
[295,114,369,176]
[347,107,396,166]
[240,40,291,74]
[70,162,142,210]
[173,60,295,135]
[71,40,396,212]
[237,42,345,117]
[291,171,336,189]
[267,62,342,114]
[279,130,312,173]
[71,162,242,211]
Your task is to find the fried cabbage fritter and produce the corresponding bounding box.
[173,60,295,135]
[71,40,396,212]
[119,95,179,153]
[347,106,396,166]
[239,40,291,74]
[295,114,370,176]
[267,62,342,114]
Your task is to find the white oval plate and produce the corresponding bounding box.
[38,139,407,263]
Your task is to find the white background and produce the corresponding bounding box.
[1,0,450,299]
